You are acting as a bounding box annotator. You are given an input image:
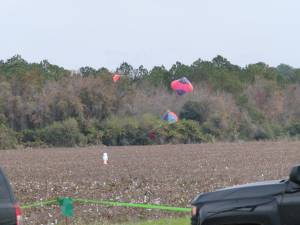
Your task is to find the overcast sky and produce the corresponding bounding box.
[1,0,300,70]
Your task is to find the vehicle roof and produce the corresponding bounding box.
[192,179,287,205]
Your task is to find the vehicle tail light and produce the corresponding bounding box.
[191,206,199,225]
[191,206,197,216]
[14,203,23,225]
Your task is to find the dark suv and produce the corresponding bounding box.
[0,168,22,225]
[191,165,300,225]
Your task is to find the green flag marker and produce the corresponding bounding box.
[58,197,74,217]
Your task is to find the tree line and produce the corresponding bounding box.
[1,55,300,149]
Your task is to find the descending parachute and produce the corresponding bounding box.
[112,74,121,83]
[171,77,193,96]
[162,111,178,123]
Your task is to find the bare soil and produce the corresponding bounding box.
[0,141,299,224]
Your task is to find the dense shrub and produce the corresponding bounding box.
[102,116,209,146]
[254,123,283,140]
[20,129,45,147]
[202,114,228,139]
[102,117,150,146]
[39,118,87,147]
[237,119,281,141]
[287,123,300,137]
[156,119,209,144]
[179,101,210,124]
[78,118,103,145]
[0,123,18,149]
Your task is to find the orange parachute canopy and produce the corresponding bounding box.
[112,74,121,83]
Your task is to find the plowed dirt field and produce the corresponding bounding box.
[0,141,299,224]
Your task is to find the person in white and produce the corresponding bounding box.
[103,152,108,164]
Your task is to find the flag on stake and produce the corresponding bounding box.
[58,197,74,217]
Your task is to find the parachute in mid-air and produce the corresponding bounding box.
[112,74,121,83]
[171,77,193,95]
[162,111,178,123]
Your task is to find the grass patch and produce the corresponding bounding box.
[121,217,190,225]
[69,217,190,225]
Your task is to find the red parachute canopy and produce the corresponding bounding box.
[112,74,121,83]
[171,77,193,95]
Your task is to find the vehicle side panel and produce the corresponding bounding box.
[280,191,300,225]
[0,204,16,225]
[0,168,17,225]
[199,197,281,225]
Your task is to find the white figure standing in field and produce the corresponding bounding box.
[103,152,108,165]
